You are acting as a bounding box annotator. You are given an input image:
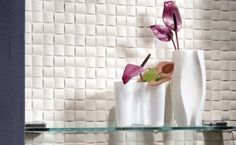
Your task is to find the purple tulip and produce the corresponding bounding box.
[122,64,145,84]
[150,25,173,42]
[163,1,182,32]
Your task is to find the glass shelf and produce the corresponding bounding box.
[25,125,236,133]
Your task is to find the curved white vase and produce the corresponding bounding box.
[171,50,206,126]
[114,81,166,127]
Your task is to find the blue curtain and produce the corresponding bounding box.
[0,0,25,145]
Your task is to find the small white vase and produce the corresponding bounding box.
[171,50,206,126]
[114,81,166,127]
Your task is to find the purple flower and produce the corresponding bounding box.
[122,64,145,84]
[163,1,182,32]
[150,25,173,42]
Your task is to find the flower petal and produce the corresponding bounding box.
[122,64,145,84]
[150,25,173,42]
[163,1,182,32]
[157,62,174,77]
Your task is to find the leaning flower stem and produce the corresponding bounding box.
[139,74,144,82]
[139,53,151,82]
[175,30,180,50]
[171,38,177,51]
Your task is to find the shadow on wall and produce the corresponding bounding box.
[136,15,155,49]
[203,132,223,145]
[117,14,155,59]
[163,84,174,143]
[196,0,229,144]
[108,107,115,145]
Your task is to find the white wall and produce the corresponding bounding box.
[25,0,236,144]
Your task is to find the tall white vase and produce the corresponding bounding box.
[114,81,166,127]
[171,50,206,126]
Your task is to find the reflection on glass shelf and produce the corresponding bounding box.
[24,123,236,133]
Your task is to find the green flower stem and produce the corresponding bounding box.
[175,30,179,50]
[171,38,177,51]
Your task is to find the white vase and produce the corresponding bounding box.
[171,50,206,126]
[114,81,166,127]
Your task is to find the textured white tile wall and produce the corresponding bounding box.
[25,0,236,144]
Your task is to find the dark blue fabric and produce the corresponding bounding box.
[0,0,25,145]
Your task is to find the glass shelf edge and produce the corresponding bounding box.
[24,126,236,133]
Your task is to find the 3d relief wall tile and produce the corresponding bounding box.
[25,0,236,144]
